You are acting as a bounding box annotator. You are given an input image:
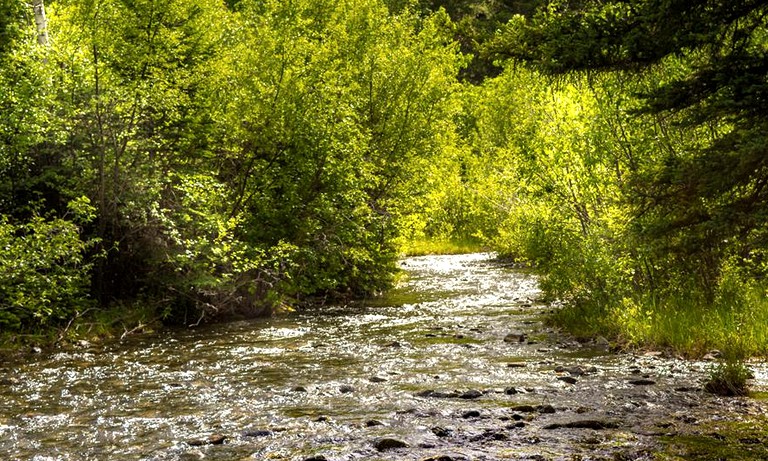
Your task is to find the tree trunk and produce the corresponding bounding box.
[33,0,48,46]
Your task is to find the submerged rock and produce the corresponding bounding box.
[504,386,518,395]
[510,405,536,413]
[304,456,328,461]
[462,410,481,418]
[369,376,388,383]
[459,389,483,399]
[628,379,656,386]
[431,426,452,437]
[373,437,409,451]
[339,385,355,393]
[243,429,272,437]
[557,376,578,385]
[544,420,619,430]
[504,332,527,343]
[537,404,556,414]
[366,420,384,427]
[187,434,227,446]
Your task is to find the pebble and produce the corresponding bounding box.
[339,385,355,393]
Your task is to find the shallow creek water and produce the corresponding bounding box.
[2,253,768,460]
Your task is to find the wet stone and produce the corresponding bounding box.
[304,456,328,461]
[369,376,387,383]
[366,420,384,427]
[507,362,527,368]
[628,379,656,386]
[504,332,527,343]
[431,426,452,437]
[462,410,481,418]
[188,434,227,446]
[544,420,619,430]
[459,389,483,399]
[291,386,308,392]
[243,429,272,437]
[504,387,518,395]
[557,376,578,384]
[510,405,536,413]
[339,385,355,393]
[373,437,409,451]
[537,404,556,414]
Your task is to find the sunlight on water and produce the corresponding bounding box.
[0,253,765,460]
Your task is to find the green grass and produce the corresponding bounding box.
[401,237,486,257]
[549,280,768,359]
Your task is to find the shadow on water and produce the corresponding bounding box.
[1,253,768,460]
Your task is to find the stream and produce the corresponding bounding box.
[2,253,768,460]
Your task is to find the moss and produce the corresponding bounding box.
[657,418,768,460]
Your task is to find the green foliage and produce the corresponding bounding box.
[0,0,468,338]
[705,361,751,397]
[0,200,95,331]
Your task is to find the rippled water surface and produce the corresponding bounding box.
[2,253,767,460]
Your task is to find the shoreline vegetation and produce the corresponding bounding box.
[2,0,767,384]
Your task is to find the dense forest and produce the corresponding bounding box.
[1,0,766,362]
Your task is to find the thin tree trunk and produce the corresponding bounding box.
[32,0,48,46]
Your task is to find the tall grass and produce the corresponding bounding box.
[401,237,486,257]
[551,277,768,359]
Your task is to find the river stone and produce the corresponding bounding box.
[291,386,308,392]
[628,379,656,386]
[462,410,481,418]
[188,434,227,446]
[373,437,409,451]
[369,376,387,383]
[304,456,328,461]
[544,420,619,430]
[504,332,527,343]
[510,405,536,413]
[366,420,384,427]
[459,389,483,399]
[557,376,578,384]
[507,362,527,368]
[422,456,457,461]
[504,387,518,395]
[537,404,556,414]
[339,384,355,393]
[431,426,452,437]
[243,429,272,437]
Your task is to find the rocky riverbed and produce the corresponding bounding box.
[1,253,767,460]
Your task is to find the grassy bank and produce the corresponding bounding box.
[549,280,768,359]
[401,238,486,257]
